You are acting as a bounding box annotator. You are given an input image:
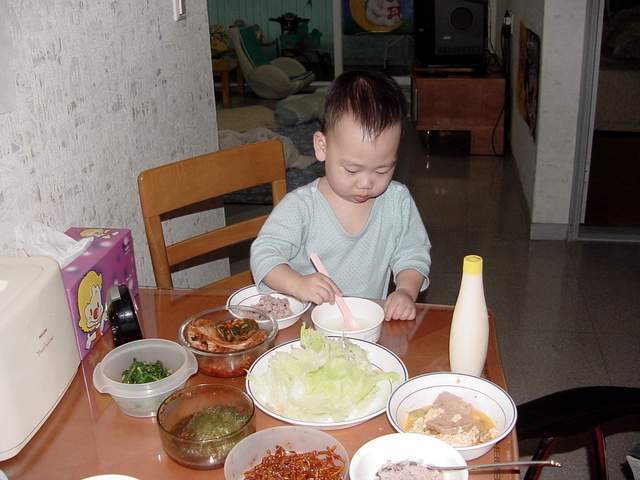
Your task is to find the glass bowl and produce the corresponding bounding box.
[156,383,256,469]
[177,305,278,377]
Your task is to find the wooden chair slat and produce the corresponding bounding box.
[137,138,287,290]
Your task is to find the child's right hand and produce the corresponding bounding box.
[296,273,342,306]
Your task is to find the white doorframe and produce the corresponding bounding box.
[568,0,604,240]
[332,0,343,77]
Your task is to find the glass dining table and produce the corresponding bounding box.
[0,287,519,479]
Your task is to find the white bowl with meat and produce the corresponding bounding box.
[350,432,468,480]
[386,372,517,460]
[226,284,311,330]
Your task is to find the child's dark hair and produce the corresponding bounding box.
[321,70,407,139]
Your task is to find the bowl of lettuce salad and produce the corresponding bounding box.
[246,326,407,429]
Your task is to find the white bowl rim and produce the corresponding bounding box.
[226,284,311,322]
[385,371,518,454]
[311,297,384,334]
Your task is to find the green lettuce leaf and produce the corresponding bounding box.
[249,325,401,421]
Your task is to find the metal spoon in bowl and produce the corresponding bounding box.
[309,253,360,330]
[420,459,562,472]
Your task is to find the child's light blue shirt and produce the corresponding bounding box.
[250,179,431,299]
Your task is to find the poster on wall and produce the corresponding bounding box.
[343,0,414,34]
[517,22,541,141]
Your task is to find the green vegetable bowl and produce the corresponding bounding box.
[93,338,198,417]
[157,384,256,469]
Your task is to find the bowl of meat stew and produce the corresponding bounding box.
[177,306,278,378]
[386,372,517,460]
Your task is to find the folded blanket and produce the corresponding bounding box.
[219,128,315,169]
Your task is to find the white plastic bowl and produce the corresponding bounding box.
[227,284,311,330]
[311,297,384,343]
[93,338,197,417]
[386,372,517,460]
[224,426,349,479]
[349,432,468,480]
[81,476,140,480]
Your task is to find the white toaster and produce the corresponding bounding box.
[0,256,80,461]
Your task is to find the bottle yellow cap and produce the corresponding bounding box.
[462,255,483,275]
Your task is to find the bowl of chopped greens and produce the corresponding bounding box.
[93,338,197,417]
[157,383,256,469]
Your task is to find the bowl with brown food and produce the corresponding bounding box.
[157,383,256,469]
[224,426,349,479]
[386,372,517,460]
[226,284,311,330]
[177,305,278,378]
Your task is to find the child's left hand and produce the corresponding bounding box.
[383,289,416,321]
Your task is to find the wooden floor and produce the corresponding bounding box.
[584,130,640,228]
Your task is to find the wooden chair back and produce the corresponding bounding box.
[137,138,287,291]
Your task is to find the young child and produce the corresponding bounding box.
[250,70,431,321]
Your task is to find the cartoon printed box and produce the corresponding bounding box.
[61,227,139,360]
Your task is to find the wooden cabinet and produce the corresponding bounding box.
[412,72,505,155]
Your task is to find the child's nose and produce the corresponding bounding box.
[357,175,374,189]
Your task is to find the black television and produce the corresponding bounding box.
[414,0,487,69]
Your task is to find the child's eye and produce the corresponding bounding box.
[344,168,357,174]
[376,169,391,175]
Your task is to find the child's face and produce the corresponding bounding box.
[314,113,401,204]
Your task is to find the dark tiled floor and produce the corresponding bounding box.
[396,128,640,480]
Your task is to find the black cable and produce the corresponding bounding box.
[500,13,512,149]
[491,101,505,156]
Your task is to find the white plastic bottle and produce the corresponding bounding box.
[449,255,489,377]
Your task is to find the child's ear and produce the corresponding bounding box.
[313,131,327,162]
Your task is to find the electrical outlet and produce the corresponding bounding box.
[173,0,186,21]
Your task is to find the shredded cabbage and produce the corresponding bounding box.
[249,325,401,421]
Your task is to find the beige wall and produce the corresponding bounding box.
[533,0,587,229]
[0,0,227,287]
[502,0,588,239]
